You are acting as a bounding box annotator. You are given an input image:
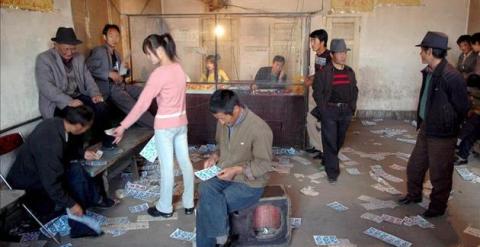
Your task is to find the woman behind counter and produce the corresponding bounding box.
[200,55,230,83]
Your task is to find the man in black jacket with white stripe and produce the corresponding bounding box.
[398,31,469,218]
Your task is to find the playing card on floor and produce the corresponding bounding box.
[327,201,349,211]
[363,227,412,247]
[128,203,149,213]
[194,165,222,181]
[170,228,196,241]
[314,235,339,246]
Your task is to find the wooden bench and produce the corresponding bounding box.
[83,127,153,195]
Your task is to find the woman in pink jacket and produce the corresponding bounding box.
[113,33,194,217]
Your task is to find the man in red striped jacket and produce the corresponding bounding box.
[311,39,359,183]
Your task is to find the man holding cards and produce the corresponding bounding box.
[196,90,273,247]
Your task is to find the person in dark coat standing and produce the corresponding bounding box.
[398,31,469,218]
[311,39,358,183]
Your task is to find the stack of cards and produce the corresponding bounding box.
[363,227,412,247]
[327,201,349,211]
[170,228,196,242]
[194,165,222,181]
[313,235,339,246]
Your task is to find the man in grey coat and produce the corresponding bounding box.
[86,24,154,128]
[35,27,109,144]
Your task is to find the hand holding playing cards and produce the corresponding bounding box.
[217,166,243,181]
[203,153,219,169]
[112,126,125,144]
[84,150,99,161]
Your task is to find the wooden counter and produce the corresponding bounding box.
[186,93,306,148]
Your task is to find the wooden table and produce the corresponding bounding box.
[83,127,153,194]
[186,93,306,148]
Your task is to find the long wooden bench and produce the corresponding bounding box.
[83,127,153,195]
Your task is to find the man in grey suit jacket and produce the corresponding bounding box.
[86,24,154,128]
[36,27,109,144]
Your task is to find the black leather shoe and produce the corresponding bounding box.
[313,152,323,160]
[398,196,422,205]
[147,207,173,218]
[423,209,444,218]
[305,147,320,154]
[94,197,118,209]
[184,207,195,215]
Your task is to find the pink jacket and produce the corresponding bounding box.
[121,63,188,129]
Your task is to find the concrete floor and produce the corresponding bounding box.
[38,120,480,247]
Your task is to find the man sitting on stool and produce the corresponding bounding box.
[196,90,273,247]
[6,106,116,237]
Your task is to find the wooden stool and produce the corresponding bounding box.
[230,185,291,247]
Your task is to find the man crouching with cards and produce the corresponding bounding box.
[196,89,273,247]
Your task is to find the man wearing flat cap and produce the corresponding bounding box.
[398,31,469,218]
[312,39,358,183]
[36,27,109,145]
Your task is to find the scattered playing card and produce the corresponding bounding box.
[363,227,412,247]
[327,201,349,211]
[360,212,383,223]
[290,217,302,229]
[390,163,406,171]
[313,235,339,246]
[464,226,480,238]
[128,203,149,213]
[300,186,319,196]
[381,214,404,225]
[140,137,158,162]
[170,228,196,241]
[346,168,361,175]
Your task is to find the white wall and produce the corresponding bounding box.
[0,0,73,130]
[356,0,469,112]
[0,0,74,175]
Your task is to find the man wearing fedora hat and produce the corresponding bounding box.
[398,31,469,218]
[35,27,109,144]
[312,39,358,183]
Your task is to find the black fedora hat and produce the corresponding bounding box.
[51,27,82,45]
[416,31,450,50]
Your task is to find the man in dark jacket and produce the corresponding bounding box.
[312,39,358,183]
[398,31,469,218]
[6,106,113,223]
[86,24,154,128]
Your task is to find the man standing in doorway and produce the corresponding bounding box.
[312,39,358,183]
[305,29,331,160]
[398,32,469,218]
